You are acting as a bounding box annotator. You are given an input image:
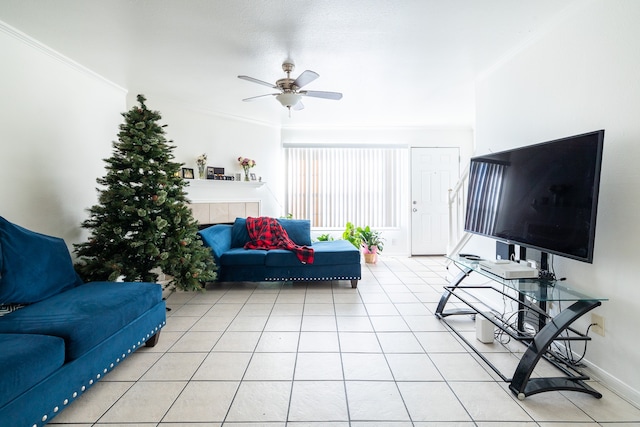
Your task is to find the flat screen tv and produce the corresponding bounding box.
[464,130,604,264]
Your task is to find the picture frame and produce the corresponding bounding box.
[250,173,257,181]
[181,168,194,179]
[206,166,216,179]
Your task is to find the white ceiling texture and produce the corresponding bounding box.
[0,0,578,128]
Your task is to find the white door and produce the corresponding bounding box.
[411,147,459,255]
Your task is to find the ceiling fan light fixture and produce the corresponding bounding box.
[239,60,342,116]
[276,92,302,108]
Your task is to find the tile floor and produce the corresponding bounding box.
[50,256,640,426]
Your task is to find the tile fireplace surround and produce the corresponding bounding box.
[189,201,260,226]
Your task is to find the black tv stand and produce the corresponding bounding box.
[436,256,607,400]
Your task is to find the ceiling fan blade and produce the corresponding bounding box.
[242,93,278,102]
[293,101,304,111]
[238,75,278,89]
[300,90,343,100]
[293,70,319,89]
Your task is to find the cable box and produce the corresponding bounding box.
[479,260,538,279]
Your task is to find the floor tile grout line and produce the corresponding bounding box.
[92,377,140,424]
[416,260,515,424]
[127,289,211,426]
[155,282,269,424]
[281,281,307,425]
[332,279,353,426]
[374,259,550,424]
[358,262,415,425]
[159,283,243,425]
[221,282,291,425]
[376,257,485,424]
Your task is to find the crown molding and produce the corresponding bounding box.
[0,19,126,94]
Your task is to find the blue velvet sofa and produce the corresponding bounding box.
[0,217,166,426]
[198,218,361,288]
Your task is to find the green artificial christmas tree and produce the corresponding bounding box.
[74,94,216,291]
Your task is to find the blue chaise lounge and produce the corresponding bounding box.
[198,217,362,287]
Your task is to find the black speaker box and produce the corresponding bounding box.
[496,241,515,261]
[519,246,527,261]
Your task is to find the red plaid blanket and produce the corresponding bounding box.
[244,217,314,264]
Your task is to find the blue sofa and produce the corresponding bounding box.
[0,217,166,426]
[198,218,361,288]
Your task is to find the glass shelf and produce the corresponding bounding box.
[448,256,607,303]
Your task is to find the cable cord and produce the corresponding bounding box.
[546,299,594,367]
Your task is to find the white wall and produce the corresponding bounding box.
[282,126,474,254]
[129,95,285,218]
[470,0,640,404]
[0,22,126,250]
[0,20,284,251]
[111,111,474,255]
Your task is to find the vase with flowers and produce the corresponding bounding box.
[196,153,207,179]
[238,156,256,181]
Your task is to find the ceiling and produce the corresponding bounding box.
[0,0,577,128]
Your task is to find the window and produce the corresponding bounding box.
[284,146,406,228]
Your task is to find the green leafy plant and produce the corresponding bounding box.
[357,225,384,253]
[315,233,334,242]
[342,222,362,249]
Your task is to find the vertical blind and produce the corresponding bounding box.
[284,146,405,228]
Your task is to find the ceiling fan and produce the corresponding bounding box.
[238,60,343,114]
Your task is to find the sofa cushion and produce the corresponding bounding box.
[220,248,267,266]
[0,281,162,361]
[265,240,360,267]
[0,333,66,405]
[0,217,82,305]
[277,219,312,246]
[231,217,312,248]
[231,218,251,248]
[198,224,232,262]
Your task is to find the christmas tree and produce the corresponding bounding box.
[74,94,216,291]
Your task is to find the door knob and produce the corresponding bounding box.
[413,208,417,212]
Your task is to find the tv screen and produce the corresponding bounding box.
[464,130,604,263]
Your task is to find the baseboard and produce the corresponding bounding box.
[582,358,640,408]
[554,341,640,408]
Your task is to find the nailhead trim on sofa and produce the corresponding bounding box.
[31,320,165,427]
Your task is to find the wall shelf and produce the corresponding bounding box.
[185,179,265,188]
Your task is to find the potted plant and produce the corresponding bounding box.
[357,225,384,264]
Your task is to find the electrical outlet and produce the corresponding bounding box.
[591,313,605,336]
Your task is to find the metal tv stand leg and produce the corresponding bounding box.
[509,299,603,400]
[435,267,475,318]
